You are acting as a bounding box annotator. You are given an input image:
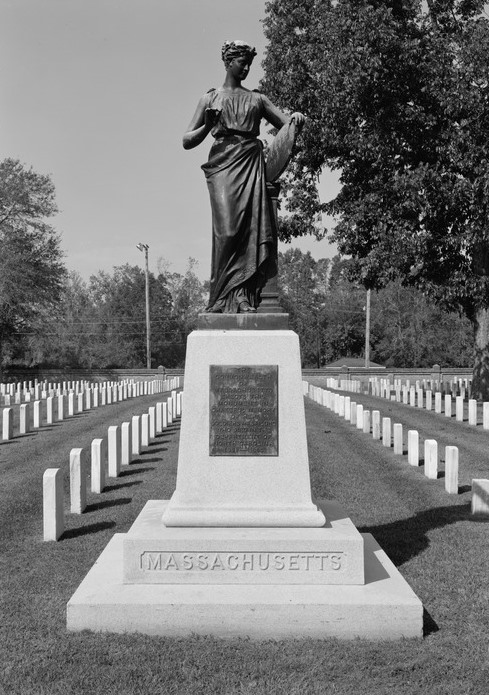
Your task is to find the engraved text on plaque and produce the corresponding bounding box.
[209,365,278,456]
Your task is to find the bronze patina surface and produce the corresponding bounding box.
[209,365,278,456]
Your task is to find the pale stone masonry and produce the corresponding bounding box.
[43,468,64,541]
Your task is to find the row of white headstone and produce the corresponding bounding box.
[0,376,180,407]
[304,383,460,493]
[368,376,471,400]
[325,376,489,428]
[305,382,489,514]
[1,377,182,441]
[43,389,183,541]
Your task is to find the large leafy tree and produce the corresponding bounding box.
[0,158,66,371]
[262,1,489,395]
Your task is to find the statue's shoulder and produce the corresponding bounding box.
[206,88,217,93]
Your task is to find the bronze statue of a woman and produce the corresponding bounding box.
[183,40,305,314]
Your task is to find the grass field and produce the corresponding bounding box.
[0,388,488,695]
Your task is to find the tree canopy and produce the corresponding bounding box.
[262,0,489,393]
[0,158,66,369]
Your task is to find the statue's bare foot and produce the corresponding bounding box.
[238,300,257,313]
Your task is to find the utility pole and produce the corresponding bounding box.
[136,243,151,369]
[365,289,371,368]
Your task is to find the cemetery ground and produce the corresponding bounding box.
[1,385,488,695]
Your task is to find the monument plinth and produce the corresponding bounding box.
[161,327,325,528]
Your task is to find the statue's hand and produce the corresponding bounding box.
[205,108,221,129]
[290,112,306,129]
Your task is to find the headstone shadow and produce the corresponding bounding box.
[120,466,155,476]
[85,497,132,513]
[61,520,116,539]
[104,480,142,491]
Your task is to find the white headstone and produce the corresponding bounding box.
[408,430,419,466]
[445,446,459,494]
[393,423,403,455]
[33,400,42,428]
[131,415,141,456]
[148,406,156,440]
[435,392,442,414]
[362,409,370,434]
[107,425,121,478]
[382,417,391,448]
[372,410,381,440]
[471,479,489,515]
[2,407,14,440]
[91,438,107,493]
[43,468,64,540]
[356,404,363,430]
[141,414,150,448]
[121,422,132,466]
[424,439,438,479]
[455,396,464,422]
[19,403,30,434]
[468,399,477,426]
[444,395,452,418]
[70,448,88,514]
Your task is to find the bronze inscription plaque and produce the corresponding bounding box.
[209,365,278,456]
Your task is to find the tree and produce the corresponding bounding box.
[262,1,489,395]
[0,158,66,371]
[278,249,330,366]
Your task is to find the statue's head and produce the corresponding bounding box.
[221,40,257,68]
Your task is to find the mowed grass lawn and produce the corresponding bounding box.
[0,389,488,695]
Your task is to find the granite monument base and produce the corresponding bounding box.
[67,504,423,639]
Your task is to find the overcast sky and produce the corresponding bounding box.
[0,0,339,280]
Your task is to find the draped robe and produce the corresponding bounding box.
[201,89,275,313]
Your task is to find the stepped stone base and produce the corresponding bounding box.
[66,500,423,640]
[123,500,364,585]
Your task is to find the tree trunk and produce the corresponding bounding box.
[471,307,489,400]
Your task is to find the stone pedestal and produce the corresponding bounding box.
[67,318,423,639]
[162,328,325,528]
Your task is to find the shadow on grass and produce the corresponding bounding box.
[104,480,142,491]
[147,447,167,455]
[359,502,489,567]
[85,497,132,513]
[61,520,116,539]
[120,467,155,476]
